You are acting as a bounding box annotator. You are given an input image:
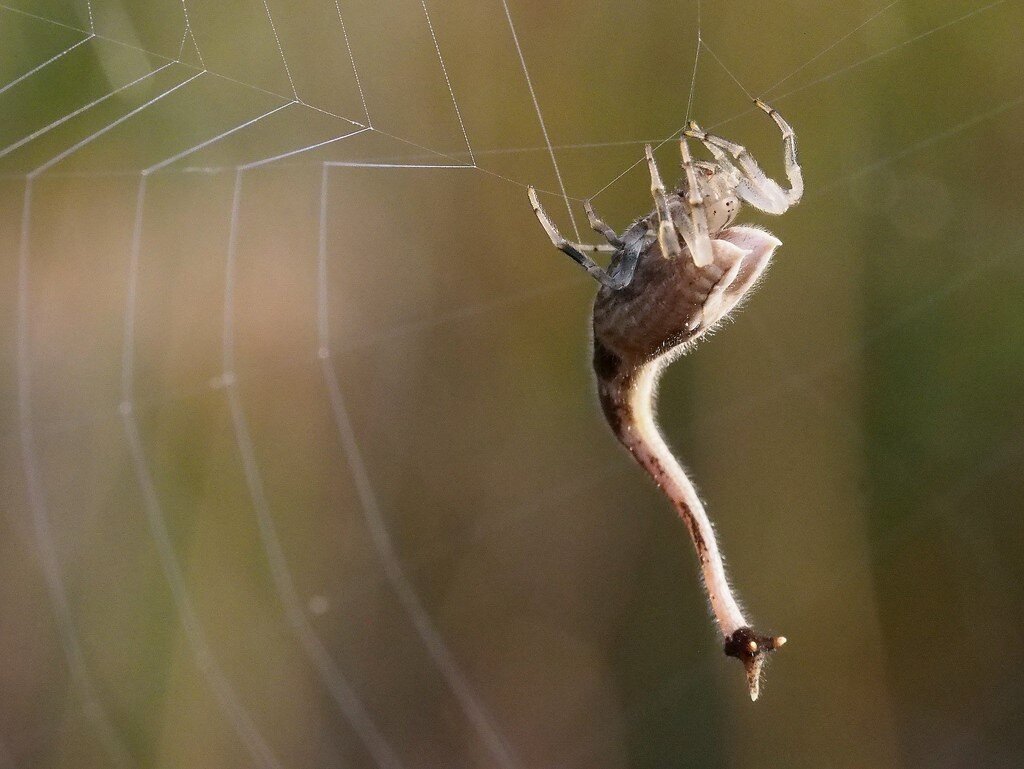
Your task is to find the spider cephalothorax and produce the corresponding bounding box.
[527,100,802,700]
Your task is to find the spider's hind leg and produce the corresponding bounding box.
[584,199,624,248]
[528,187,637,290]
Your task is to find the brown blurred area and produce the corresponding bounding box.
[1,1,1024,768]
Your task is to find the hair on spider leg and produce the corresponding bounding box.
[526,103,802,700]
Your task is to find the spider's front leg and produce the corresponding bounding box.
[685,100,803,215]
[527,187,641,290]
[754,99,803,204]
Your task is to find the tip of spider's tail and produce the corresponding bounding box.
[753,97,776,114]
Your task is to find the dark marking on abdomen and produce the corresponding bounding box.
[592,338,621,381]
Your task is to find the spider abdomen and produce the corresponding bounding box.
[593,227,779,373]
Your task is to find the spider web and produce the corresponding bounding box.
[1,1,1023,768]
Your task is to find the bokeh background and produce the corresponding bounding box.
[1,1,1023,767]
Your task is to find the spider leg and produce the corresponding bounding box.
[528,187,635,290]
[527,187,616,253]
[584,199,625,248]
[684,120,790,216]
[682,122,773,212]
[645,144,682,259]
[754,99,803,205]
[603,232,651,290]
[677,135,714,267]
[683,123,734,169]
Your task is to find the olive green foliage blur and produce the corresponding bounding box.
[1,1,1022,768]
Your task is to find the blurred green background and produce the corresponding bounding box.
[1,0,1023,767]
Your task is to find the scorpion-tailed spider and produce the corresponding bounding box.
[527,99,802,700]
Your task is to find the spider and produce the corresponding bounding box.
[527,100,803,700]
[528,98,801,297]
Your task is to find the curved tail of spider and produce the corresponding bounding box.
[593,339,786,700]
